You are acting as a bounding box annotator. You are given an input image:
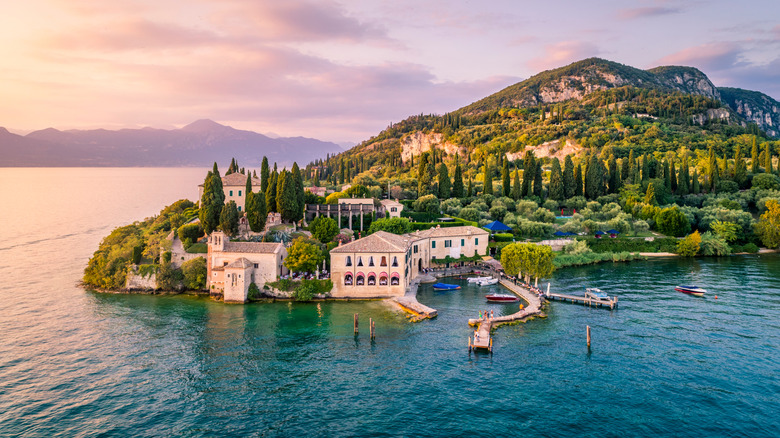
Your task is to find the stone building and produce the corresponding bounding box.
[329,225,489,298]
[198,172,261,212]
[378,199,404,218]
[206,231,288,303]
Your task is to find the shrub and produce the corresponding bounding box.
[181,257,207,290]
[751,173,780,190]
[413,194,440,214]
[742,243,759,253]
[459,207,481,223]
[699,231,732,256]
[715,180,739,193]
[186,243,208,253]
[492,233,514,242]
[677,231,701,257]
[157,262,183,290]
[177,223,204,242]
[655,206,690,237]
[248,283,261,300]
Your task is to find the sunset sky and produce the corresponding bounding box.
[1,0,778,143]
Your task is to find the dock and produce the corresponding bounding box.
[469,318,493,352]
[393,296,438,319]
[545,290,618,309]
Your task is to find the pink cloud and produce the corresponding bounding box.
[617,6,681,20]
[654,42,742,71]
[528,41,601,72]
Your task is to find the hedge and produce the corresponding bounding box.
[580,237,678,253]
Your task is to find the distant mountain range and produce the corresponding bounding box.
[0,119,344,167]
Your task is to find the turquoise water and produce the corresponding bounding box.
[1,168,779,436]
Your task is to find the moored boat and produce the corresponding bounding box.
[477,278,499,286]
[485,293,519,302]
[467,276,492,283]
[585,287,609,300]
[675,285,707,296]
[432,282,461,291]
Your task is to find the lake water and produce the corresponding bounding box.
[1,168,779,437]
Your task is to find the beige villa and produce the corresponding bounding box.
[329,225,489,298]
[378,199,404,218]
[198,172,262,212]
[206,231,288,303]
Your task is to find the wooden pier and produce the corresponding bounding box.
[393,296,438,319]
[468,319,493,352]
[545,290,618,309]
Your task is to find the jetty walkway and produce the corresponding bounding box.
[545,290,618,309]
[467,279,543,327]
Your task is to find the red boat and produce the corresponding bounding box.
[675,285,707,297]
[485,293,519,303]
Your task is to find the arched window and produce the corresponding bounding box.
[380,256,387,267]
[391,273,400,286]
[346,256,352,267]
[392,257,398,267]
[356,273,365,285]
[379,273,388,285]
[367,274,376,285]
[344,273,353,285]
[368,256,375,267]
[357,257,364,267]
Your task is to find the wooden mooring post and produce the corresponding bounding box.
[354,313,359,334]
[586,325,591,348]
[370,318,376,340]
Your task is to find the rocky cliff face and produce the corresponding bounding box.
[719,87,779,137]
[400,132,463,164]
[648,66,721,100]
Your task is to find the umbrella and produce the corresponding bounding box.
[607,229,619,234]
[553,230,568,237]
[483,221,512,232]
[595,231,606,235]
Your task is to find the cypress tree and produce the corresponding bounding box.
[312,169,320,187]
[467,175,473,197]
[452,156,464,198]
[627,149,635,183]
[501,160,510,197]
[549,158,564,201]
[751,137,760,173]
[483,164,493,196]
[691,169,700,194]
[265,170,278,213]
[246,190,266,232]
[533,162,543,197]
[574,163,584,197]
[584,154,603,199]
[426,155,437,195]
[607,155,618,194]
[277,170,298,222]
[678,154,690,196]
[511,167,521,200]
[670,160,678,193]
[291,163,304,222]
[417,152,431,196]
[621,156,630,185]
[663,160,672,192]
[199,163,225,234]
[438,163,451,198]
[641,154,650,183]
[764,142,773,174]
[522,151,535,197]
[219,200,239,236]
[708,147,718,191]
[563,155,575,199]
[734,144,747,187]
[644,182,657,205]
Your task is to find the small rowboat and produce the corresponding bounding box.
[485,293,519,302]
[477,278,499,286]
[675,285,706,296]
[585,287,609,300]
[432,283,461,291]
[467,276,492,283]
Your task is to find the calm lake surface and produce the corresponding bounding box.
[1,168,779,437]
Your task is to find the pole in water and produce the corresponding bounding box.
[370,319,376,340]
[586,325,591,348]
[354,313,359,334]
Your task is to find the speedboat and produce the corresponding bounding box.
[585,287,609,300]
[477,278,499,286]
[675,285,707,296]
[432,283,461,291]
[467,276,492,283]
[485,293,519,302]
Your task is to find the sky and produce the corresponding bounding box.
[1,0,778,143]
